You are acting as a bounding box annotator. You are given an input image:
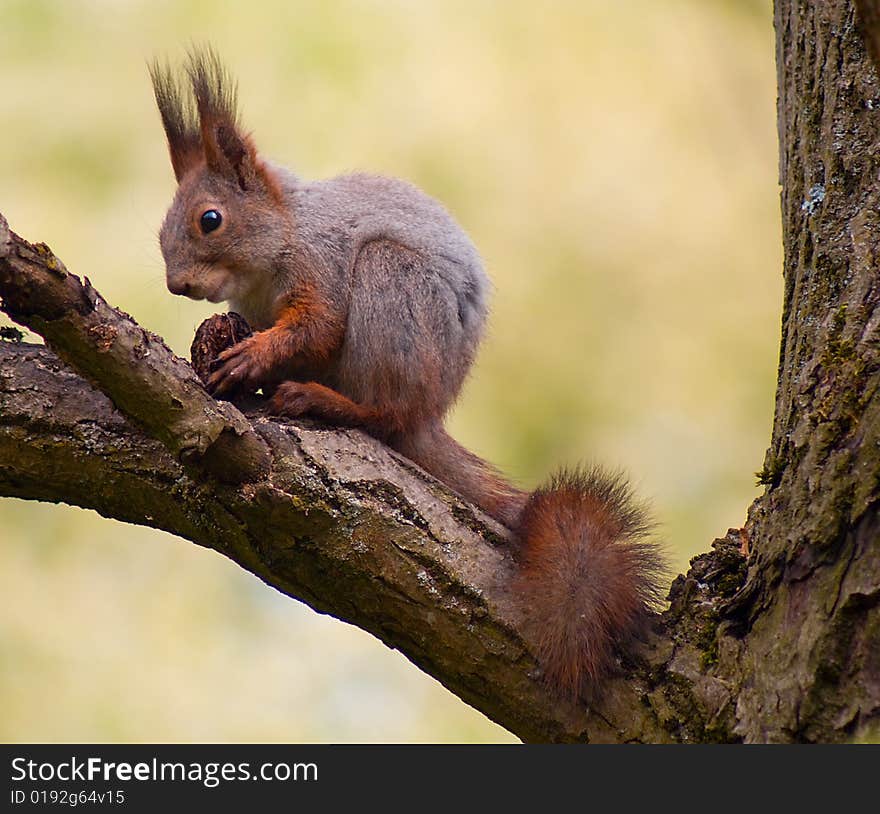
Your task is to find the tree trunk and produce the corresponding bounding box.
[0,0,878,742]
[728,0,880,741]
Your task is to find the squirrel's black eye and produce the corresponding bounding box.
[199,209,222,234]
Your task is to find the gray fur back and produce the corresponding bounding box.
[278,169,490,425]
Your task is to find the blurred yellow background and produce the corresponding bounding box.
[0,0,779,742]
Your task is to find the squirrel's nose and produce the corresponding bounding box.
[167,279,191,296]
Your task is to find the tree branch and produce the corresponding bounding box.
[1,209,741,743]
[0,212,269,484]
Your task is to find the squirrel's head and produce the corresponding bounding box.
[150,48,289,305]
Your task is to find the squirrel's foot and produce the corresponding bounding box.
[268,381,321,417]
[268,381,375,430]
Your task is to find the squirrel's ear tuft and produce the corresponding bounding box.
[185,46,278,196]
[149,59,201,182]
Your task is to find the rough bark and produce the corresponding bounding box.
[725,0,880,741]
[1,0,879,742]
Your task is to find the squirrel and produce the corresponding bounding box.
[150,48,666,699]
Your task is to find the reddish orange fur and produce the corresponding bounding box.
[207,284,345,396]
[515,468,665,696]
[273,289,345,364]
[251,142,285,205]
[270,381,381,429]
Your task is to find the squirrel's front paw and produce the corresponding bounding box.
[207,334,272,397]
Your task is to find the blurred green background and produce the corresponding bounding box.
[0,0,779,742]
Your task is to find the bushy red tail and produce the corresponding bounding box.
[514,467,666,697]
[398,427,666,698]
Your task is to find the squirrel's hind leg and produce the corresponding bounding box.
[268,380,399,440]
[336,238,488,424]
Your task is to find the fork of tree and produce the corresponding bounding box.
[1,0,878,742]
